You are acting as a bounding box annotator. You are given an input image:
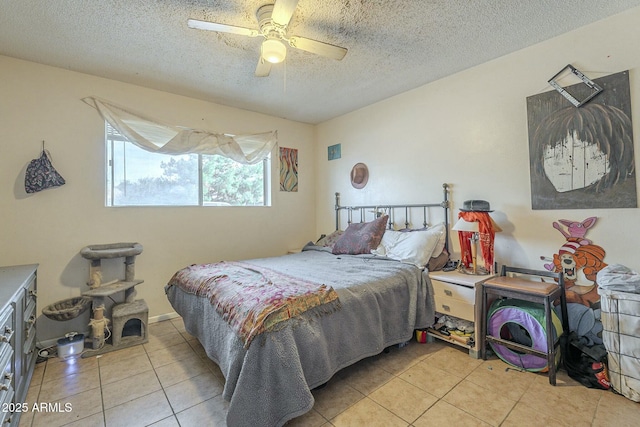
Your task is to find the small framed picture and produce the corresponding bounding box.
[328,143,341,161]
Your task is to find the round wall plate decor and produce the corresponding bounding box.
[350,163,369,189]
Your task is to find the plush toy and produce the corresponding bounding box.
[552,217,597,245]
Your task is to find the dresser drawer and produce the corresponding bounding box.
[23,299,36,342]
[23,276,37,310]
[431,279,475,304]
[433,296,475,322]
[0,307,13,346]
[0,387,13,426]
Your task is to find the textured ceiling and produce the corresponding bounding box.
[2,0,640,124]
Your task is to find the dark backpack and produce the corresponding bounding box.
[562,332,611,390]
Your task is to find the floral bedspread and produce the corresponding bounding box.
[167,261,340,347]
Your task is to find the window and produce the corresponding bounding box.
[105,123,270,206]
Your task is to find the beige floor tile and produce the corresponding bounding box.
[175,395,229,426]
[368,377,438,423]
[205,358,227,384]
[414,400,491,427]
[404,340,448,360]
[368,345,424,376]
[31,387,102,427]
[60,412,105,427]
[101,369,162,409]
[155,354,211,388]
[30,362,45,386]
[337,357,394,395]
[17,409,35,427]
[164,371,224,413]
[172,318,196,341]
[465,358,535,401]
[147,341,198,368]
[501,401,579,427]
[93,343,147,366]
[419,340,452,355]
[518,371,602,425]
[104,389,173,427]
[148,320,179,337]
[22,319,640,427]
[181,330,198,342]
[144,331,187,351]
[170,317,186,333]
[425,345,483,377]
[42,356,98,383]
[186,338,208,358]
[287,408,328,427]
[593,389,640,427]
[99,353,152,385]
[25,377,41,404]
[398,360,463,398]
[38,366,100,402]
[330,397,408,427]
[148,415,181,426]
[312,377,365,420]
[443,379,517,426]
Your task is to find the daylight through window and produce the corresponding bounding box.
[105,123,270,206]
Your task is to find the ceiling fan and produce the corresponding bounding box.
[187,0,348,77]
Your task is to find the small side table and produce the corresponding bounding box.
[427,269,496,358]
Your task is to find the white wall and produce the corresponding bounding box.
[0,56,316,341]
[315,8,640,273]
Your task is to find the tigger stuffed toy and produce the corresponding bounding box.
[550,239,607,308]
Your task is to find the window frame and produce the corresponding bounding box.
[105,123,271,207]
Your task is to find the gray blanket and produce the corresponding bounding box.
[165,246,435,426]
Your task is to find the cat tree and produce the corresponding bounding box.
[80,242,148,357]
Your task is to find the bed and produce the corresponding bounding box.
[165,184,450,426]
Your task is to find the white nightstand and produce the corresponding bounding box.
[427,269,496,358]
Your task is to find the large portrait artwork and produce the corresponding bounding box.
[527,70,636,210]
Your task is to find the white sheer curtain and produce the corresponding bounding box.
[82,97,277,165]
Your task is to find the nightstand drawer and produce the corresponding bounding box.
[431,279,475,304]
[433,296,475,321]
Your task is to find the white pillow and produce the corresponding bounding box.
[430,223,447,256]
[373,225,444,268]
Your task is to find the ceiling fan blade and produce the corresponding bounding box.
[187,19,259,37]
[255,57,272,77]
[272,0,300,26]
[288,36,347,60]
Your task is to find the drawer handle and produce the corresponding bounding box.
[29,290,37,298]
[0,328,13,343]
[3,373,12,382]
[26,315,36,326]
[0,384,8,391]
[441,304,451,312]
[444,290,453,296]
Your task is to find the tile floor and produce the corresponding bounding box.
[19,318,639,427]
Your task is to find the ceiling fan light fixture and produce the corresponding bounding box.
[261,38,287,63]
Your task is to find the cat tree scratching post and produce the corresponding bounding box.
[80,242,148,357]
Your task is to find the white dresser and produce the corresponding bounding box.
[0,264,38,426]
[428,269,494,358]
